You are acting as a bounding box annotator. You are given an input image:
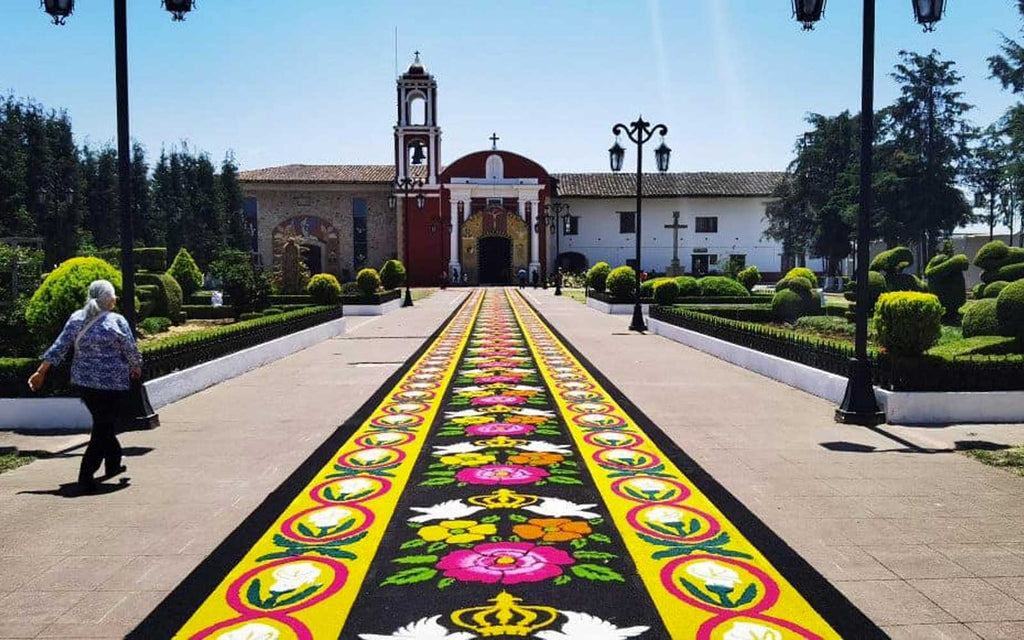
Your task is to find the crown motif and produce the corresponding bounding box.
[451,591,559,637]
[467,489,538,510]
[474,436,527,448]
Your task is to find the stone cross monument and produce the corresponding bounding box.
[664,211,687,276]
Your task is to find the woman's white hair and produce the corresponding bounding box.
[83,280,116,320]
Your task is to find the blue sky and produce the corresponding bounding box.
[3,1,1024,230]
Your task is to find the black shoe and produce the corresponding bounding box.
[103,464,127,479]
[77,478,98,494]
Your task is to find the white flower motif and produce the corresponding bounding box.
[432,442,485,456]
[511,408,554,417]
[358,615,475,640]
[627,478,668,493]
[510,385,544,392]
[351,448,391,464]
[722,621,783,640]
[643,507,684,524]
[594,431,631,444]
[453,385,488,393]
[444,409,485,418]
[408,499,483,523]
[524,497,601,519]
[685,560,743,590]
[307,507,352,529]
[216,622,280,640]
[517,441,573,454]
[604,449,640,462]
[333,478,374,495]
[369,432,405,444]
[535,611,648,639]
[269,562,321,593]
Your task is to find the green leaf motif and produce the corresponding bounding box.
[274,584,321,608]
[570,564,625,582]
[297,522,316,538]
[480,515,501,524]
[573,551,617,561]
[420,477,456,486]
[245,578,263,608]
[400,538,428,550]
[554,575,572,586]
[509,514,528,523]
[392,554,439,564]
[437,577,457,590]
[380,567,439,586]
[589,533,612,544]
[427,541,449,553]
[546,476,583,485]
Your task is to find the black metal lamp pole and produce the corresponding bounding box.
[794,0,945,425]
[610,117,670,332]
[544,200,570,296]
[393,177,424,307]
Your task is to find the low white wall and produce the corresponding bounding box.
[1,315,346,432]
[586,297,650,316]
[648,317,1024,425]
[344,298,402,316]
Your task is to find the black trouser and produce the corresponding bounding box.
[78,387,126,483]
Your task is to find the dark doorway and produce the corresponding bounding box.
[557,251,588,274]
[691,254,709,276]
[478,236,511,284]
[302,244,323,274]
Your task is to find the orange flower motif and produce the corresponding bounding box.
[507,452,564,466]
[506,416,548,425]
[513,518,592,542]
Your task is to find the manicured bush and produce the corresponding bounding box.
[843,270,887,312]
[639,277,658,299]
[973,282,986,299]
[341,281,362,296]
[737,266,761,291]
[268,294,313,305]
[961,299,1002,338]
[973,240,1024,271]
[888,272,925,293]
[25,257,122,343]
[771,289,806,321]
[682,304,773,322]
[927,335,1020,358]
[996,279,1024,340]
[775,275,813,296]
[774,275,820,316]
[674,276,699,297]
[795,315,856,337]
[307,273,343,304]
[134,247,167,272]
[138,316,172,336]
[783,267,818,288]
[380,259,406,290]
[870,246,914,277]
[984,281,1011,299]
[698,276,749,297]
[982,261,1024,284]
[606,266,637,299]
[873,291,943,356]
[136,272,184,323]
[238,312,262,322]
[356,268,381,295]
[587,262,611,293]
[652,279,679,305]
[167,247,203,298]
[924,253,968,318]
[262,308,283,316]
[136,284,158,320]
[209,250,270,312]
[180,305,235,320]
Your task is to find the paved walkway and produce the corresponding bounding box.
[521,289,1024,640]
[0,290,468,639]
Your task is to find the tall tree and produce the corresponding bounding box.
[130,142,152,246]
[989,0,1024,93]
[966,125,1009,241]
[220,151,248,251]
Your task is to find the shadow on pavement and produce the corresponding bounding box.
[17,476,131,498]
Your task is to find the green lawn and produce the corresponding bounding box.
[411,288,436,302]
[562,288,586,303]
[0,451,35,475]
[964,445,1024,477]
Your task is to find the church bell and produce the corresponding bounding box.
[410,142,427,165]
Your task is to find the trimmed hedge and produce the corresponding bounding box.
[25,257,122,344]
[737,266,761,291]
[981,261,1024,284]
[870,246,914,277]
[983,281,1010,299]
[783,267,818,288]
[134,247,167,272]
[587,262,611,293]
[167,248,203,297]
[996,279,1024,340]
[974,240,1024,272]
[962,299,1002,338]
[873,292,943,356]
[697,276,749,297]
[181,305,235,320]
[680,304,773,322]
[268,294,314,305]
[652,279,679,305]
[308,273,343,305]
[888,272,925,293]
[136,272,183,323]
[924,253,968,318]
[138,316,172,335]
[380,259,406,290]
[771,289,806,321]
[927,335,1019,358]
[606,266,636,299]
[676,295,773,305]
[674,276,699,297]
[356,268,381,296]
[340,288,402,305]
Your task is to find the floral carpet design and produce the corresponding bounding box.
[162,290,876,639]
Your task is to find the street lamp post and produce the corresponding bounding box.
[429,210,451,290]
[609,117,671,332]
[43,0,195,429]
[542,200,570,296]
[390,177,425,307]
[794,0,945,426]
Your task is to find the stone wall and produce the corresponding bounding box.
[244,183,395,281]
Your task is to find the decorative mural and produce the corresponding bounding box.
[271,216,341,276]
[460,208,529,284]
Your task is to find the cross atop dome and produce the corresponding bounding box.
[406,50,427,75]
[490,132,499,150]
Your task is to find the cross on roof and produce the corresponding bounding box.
[490,132,499,150]
[414,50,421,61]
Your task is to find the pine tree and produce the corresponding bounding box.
[220,151,248,251]
[130,142,152,246]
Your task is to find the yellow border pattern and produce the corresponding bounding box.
[175,291,483,640]
[507,290,840,639]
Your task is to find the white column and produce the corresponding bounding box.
[528,198,540,277]
[449,198,461,279]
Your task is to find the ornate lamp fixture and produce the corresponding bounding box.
[163,0,195,21]
[608,140,625,172]
[912,0,945,31]
[792,0,825,30]
[416,192,426,209]
[654,138,672,173]
[41,0,74,25]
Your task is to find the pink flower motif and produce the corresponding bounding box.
[436,542,573,584]
[478,362,519,370]
[474,375,522,384]
[465,423,536,436]
[471,395,526,406]
[455,464,549,485]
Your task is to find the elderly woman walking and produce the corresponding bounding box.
[28,280,142,491]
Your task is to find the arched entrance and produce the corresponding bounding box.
[303,244,323,274]
[272,216,340,277]
[478,237,512,284]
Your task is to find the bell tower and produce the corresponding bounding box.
[394,51,440,184]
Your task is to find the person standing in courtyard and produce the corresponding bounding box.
[28,280,141,492]
[517,267,527,289]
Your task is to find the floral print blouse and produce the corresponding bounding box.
[42,310,143,391]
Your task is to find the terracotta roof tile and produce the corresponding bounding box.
[238,164,431,184]
[551,172,785,198]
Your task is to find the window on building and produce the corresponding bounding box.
[618,211,636,234]
[486,197,502,209]
[563,216,579,236]
[353,198,368,271]
[709,254,718,265]
[695,216,718,233]
[730,254,746,269]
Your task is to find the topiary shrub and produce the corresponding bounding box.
[209,250,271,312]
[606,266,637,299]
[587,262,611,293]
[962,299,1003,338]
[870,246,914,278]
[238,312,262,322]
[167,247,203,298]
[341,281,361,296]
[984,281,1011,299]
[888,272,925,293]
[134,247,167,272]
[843,270,888,312]
[379,259,406,290]
[652,279,680,305]
[873,291,943,356]
[356,268,381,296]
[773,275,818,317]
[639,277,658,299]
[674,276,699,297]
[136,272,184,324]
[783,267,818,288]
[982,261,1024,284]
[996,279,1024,340]
[698,276,749,297]
[771,289,806,321]
[262,308,283,316]
[973,282,986,299]
[138,316,172,336]
[25,257,122,343]
[307,273,342,304]
[737,266,761,291]
[973,240,1022,271]
[136,284,158,320]
[924,253,968,319]
[775,275,813,295]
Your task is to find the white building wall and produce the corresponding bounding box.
[555,196,824,277]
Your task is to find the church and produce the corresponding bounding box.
[241,54,816,286]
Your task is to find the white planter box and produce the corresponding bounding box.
[343,297,403,316]
[1,315,346,432]
[586,297,650,316]
[648,317,1024,425]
